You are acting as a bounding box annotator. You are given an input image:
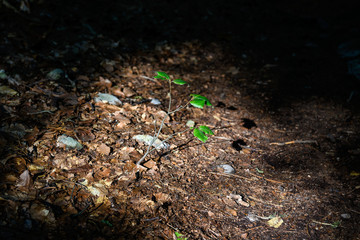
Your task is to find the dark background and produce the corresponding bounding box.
[1,0,360,108]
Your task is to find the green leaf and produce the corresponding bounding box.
[331,221,341,228]
[175,232,188,240]
[190,94,207,101]
[155,71,170,80]
[198,125,214,135]
[173,79,187,85]
[154,75,167,81]
[190,94,212,107]
[190,99,205,109]
[101,220,113,227]
[193,128,208,142]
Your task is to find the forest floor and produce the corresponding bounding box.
[1,1,360,239]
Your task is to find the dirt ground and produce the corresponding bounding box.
[1,1,360,239]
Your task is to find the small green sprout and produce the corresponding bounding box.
[154,71,214,143]
[101,219,113,227]
[190,94,212,109]
[154,71,171,81]
[175,231,188,240]
[192,125,214,143]
[331,221,341,228]
[312,220,341,228]
[136,71,214,166]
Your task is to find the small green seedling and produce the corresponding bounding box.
[312,220,341,228]
[136,71,214,166]
[175,231,188,240]
[331,221,341,228]
[101,219,113,227]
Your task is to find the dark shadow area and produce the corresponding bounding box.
[2,0,360,104]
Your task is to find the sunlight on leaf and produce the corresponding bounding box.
[155,71,170,80]
[101,220,113,227]
[175,231,188,240]
[267,216,283,228]
[190,99,205,109]
[193,128,208,142]
[190,94,208,101]
[331,221,341,228]
[198,125,214,135]
[154,75,167,81]
[173,79,187,85]
[190,94,212,107]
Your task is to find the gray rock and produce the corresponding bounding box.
[150,98,161,105]
[57,135,83,150]
[338,40,360,58]
[95,93,122,105]
[218,164,235,174]
[47,69,64,80]
[133,135,169,149]
[341,213,351,219]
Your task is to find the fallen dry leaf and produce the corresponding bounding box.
[267,216,284,228]
[98,143,111,155]
[123,87,136,97]
[16,170,32,188]
[154,192,170,204]
[29,202,56,223]
[77,129,96,142]
[143,159,157,169]
[229,194,250,207]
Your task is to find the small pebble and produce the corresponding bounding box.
[57,135,83,150]
[47,69,64,80]
[218,164,235,174]
[246,213,258,222]
[150,98,161,105]
[95,93,122,105]
[133,135,169,149]
[186,120,195,128]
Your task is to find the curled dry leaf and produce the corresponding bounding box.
[153,110,169,124]
[29,202,56,223]
[16,170,32,188]
[88,183,109,204]
[98,143,111,155]
[153,192,170,204]
[267,216,284,228]
[122,87,136,97]
[143,159,157,169]
[77,129,96,142]
[98,76,112,89]
[113,112,131,130]
[229,194,250,207]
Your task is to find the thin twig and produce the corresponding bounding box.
[73,200,92,217]
[247,196,283,208]
[209,171,255,182]
[270,140,317,146]
[27,110,54,115]
[245,171,284,184]
[145,128,190,157]
[139,75,159,83]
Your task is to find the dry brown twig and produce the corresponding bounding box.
[270,140,317,146]
[247,196,283,208]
